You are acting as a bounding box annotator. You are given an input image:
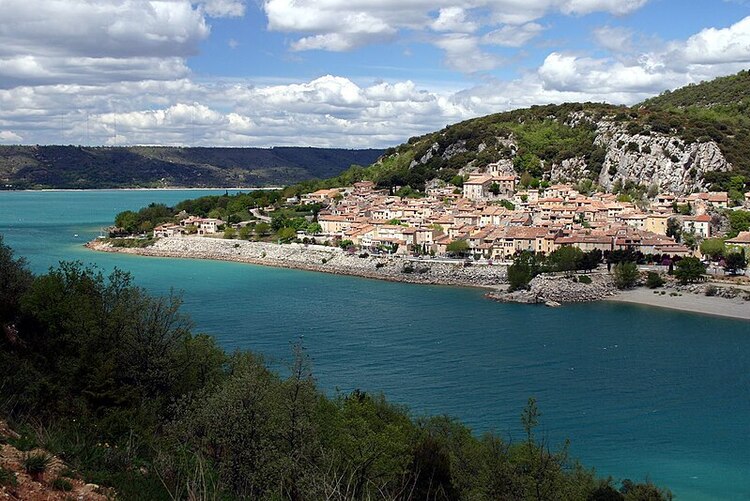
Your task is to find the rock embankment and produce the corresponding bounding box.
[87,237,508,289]
[487,273,617,304]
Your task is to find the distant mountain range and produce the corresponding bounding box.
[308,70,750,196]
[0,146,385,189]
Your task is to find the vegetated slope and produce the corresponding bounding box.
[319,70,750,196]
[0,146,384,189]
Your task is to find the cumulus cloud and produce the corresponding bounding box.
[3,7,750,149]
[0,131,23,143]
[263,0,652,71]
[0,0,210,86]
[434,35,504,73]
[674,15,750,65]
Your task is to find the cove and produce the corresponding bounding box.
[1,189,748,500]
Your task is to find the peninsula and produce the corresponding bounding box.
[90,73,750,319]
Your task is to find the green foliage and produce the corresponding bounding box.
[646,272,665,289]
[578,275,593,284]
[114,203,173,234]
[52,476,74,492]
[447,239,470,256]
[0,237,672,500]
[222,226,236,239]
[0,145,383,189]
[277,226,297,242]
[23,452,51,475]
[727,210,750,237]
[674,257,707,284]
[700,238,725,260]
[499,199,515,210]
[613,262,639,289]
[0,466,17,487]
[507,251,541,291]
[724,251,748,275]
[547,246,584,275]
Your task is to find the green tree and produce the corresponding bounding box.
[489,182,500,195]
[507,251,540,291]
[306,222,322,235]
[646,271,665,289]
[255,222,271,237]
[277,227,297,242]
[674,257,706,284]
[727,210,750,237]
[446,239,470,257]
[613,262,639,289]
[238,225,252,240]
[547,246,583,275]
[699,238,725,260]
[724,251,747,275]
[223,227,237,239]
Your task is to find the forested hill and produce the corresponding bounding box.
[313,70,750,197]
[0,145,384,189]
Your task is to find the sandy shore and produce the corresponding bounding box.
[608,289,750,321]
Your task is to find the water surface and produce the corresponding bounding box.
[1,190,748,500]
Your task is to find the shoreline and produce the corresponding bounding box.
[607,288,750,321]
[86,237,750,321]
[85,237,507,290]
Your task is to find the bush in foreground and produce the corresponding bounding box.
[0,235,672,500]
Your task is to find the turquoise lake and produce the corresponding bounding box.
[1,189,748,500]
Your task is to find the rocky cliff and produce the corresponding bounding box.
[357,70,750,195]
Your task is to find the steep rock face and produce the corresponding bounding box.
[594,121,731,193]
[549,119,732,193]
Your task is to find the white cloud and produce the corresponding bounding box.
[431,7,478,33]
[435,34,504,73]
[0,0,210,86]
[3,10,750,149]
[263,0,652,72]
[592,25,635,53]
[199,0,245,17]
[675,15,750,65]
[483,23,546,47]
[0,131,23,143]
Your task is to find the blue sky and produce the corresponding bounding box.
[1,0,750,147]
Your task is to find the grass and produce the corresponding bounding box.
[0,466,17,487]
[23,452,51,475]
[51,476,73,492]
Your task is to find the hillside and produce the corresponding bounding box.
[314,71,750,197]
[0,146,384,189]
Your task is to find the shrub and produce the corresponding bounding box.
[705,285,717,296]
[52,477,74,492]
[375,262,385,269]
[613,262,639,289]
[578,275,592,284]
[402,264,415,274]
[23,453,51,476]
[358,252,369,258]
[321,258,327,264]
[0,467,17,487]
[646,272,665,289]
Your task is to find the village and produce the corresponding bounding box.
[150,161,750,265]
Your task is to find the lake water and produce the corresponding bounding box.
[1,190,748,500]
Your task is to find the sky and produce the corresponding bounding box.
[1,0,750,148]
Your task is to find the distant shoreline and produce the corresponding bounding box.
[86,237,750,321]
